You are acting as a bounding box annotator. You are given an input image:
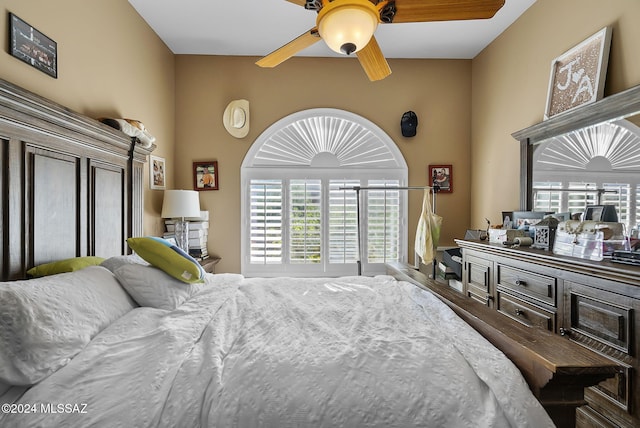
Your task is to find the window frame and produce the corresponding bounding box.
[241,108,409,278]
[242,169,407,277]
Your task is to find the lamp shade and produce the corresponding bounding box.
[317,0,379,55]
[161,190,201,219]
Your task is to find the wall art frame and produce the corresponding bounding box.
[9,13,58,78]
[544,26,612,120]
[429,164,453,193]
[194,161,219,191]
[150,155,166,190]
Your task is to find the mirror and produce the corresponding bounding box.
[530,115,640,234]
[513,84,640,234]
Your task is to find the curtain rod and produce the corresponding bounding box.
[534,188,618,193]
[338,186,434,190]
[338,185,438,276]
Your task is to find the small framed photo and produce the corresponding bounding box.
[544,26,612,119]
[194,161,218,191]
[149,155,166,190]
[429,164,453,193]
[9,13,58,78]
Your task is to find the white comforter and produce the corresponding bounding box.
[1,274,553,427]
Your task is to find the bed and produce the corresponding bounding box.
[0,257,553,427]
[0,77,614,428]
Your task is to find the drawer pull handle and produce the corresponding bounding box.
[515,279,527,286]
[515,308,524,316]
[559,327,571,336]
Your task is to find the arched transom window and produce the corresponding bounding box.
[241,108,408,277]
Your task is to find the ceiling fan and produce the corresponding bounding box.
[256,0,506,81]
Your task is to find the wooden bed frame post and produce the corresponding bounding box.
[128,136,148,244]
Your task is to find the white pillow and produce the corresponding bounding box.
[100,253,149,273]
[114,264,204,310]
[0,266,136,386]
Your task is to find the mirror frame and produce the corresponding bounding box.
[512,84,640,210]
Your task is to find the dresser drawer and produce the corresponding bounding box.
[466,255,490,291]
[565,281,636,419]
[585,364,631,417]
[465,254,492,306]
[497,290,555,331]
[576,405,619,428]
[568,285,632,354]
[496,264,557,307]
[468,286,491,306]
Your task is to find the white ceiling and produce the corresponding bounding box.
[128,0,536,59]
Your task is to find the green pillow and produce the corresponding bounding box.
[27,256,106,278]
[126,237,204,284]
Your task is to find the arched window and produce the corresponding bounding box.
[241,108,408,277]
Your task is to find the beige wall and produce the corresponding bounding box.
[471,0,640,229]
[175,56,472,273]
[6,1,638,274]
[0,0,175,236]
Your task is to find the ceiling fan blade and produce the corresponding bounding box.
[285,0,307,6]
[392,0,505,23]
[256,28,321,68]
[356,36,392,81]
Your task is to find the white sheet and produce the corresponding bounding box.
[0,274,553,427]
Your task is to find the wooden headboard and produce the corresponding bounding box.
[0,79,153,280]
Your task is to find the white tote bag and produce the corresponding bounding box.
[415,189,442,263]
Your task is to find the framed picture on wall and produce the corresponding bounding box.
[9,13,58,78]
[544,26,612,119]
[149,155,166,190]
[429,164,453,193]
[194,161,219,191]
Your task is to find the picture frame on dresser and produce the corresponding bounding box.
[194,161,219,191]
[544,26,612,119]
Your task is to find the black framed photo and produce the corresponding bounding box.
[9,13,58,78]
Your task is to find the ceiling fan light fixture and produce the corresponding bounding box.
[317,0,379,56]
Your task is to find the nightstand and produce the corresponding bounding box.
[199,257,221,273]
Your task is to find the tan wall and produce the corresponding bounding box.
[0,0,175,236]
[471,0,640,229]
[8,1,631,274]
[175,56,472,273]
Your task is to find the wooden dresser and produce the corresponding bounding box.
[456,239,640,428]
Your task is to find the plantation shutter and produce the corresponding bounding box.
[290,180,322,263]
[366,180,401,263]
[533,182,562,213]
[602,183,630,224]
[329,180,359,264]
[567,183,598,215]
[250,179,283,264]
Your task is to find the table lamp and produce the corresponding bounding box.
[161,190,201,253]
